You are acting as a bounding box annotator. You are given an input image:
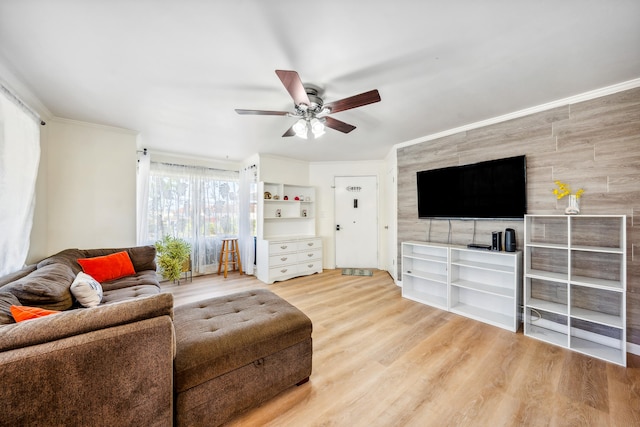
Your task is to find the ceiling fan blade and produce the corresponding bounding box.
[275,70,311,107]
[324,89,381,114]
[282,126,296,137]
[235,109,289,116]
[324,116,356,133]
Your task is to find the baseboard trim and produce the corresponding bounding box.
[627,341,640,356]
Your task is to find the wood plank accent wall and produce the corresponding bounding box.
[397,87,640,345]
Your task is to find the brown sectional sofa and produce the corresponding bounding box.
[0,246,313,427]
[0,246,174,426]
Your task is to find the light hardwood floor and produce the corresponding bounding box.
[162,270,640,427]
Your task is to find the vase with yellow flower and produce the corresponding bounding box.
[552,181,584,215]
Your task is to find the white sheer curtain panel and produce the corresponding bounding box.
[136,150,150,245]
[0,93,40,276]
[144,162,239,275]
[238,165,257,275]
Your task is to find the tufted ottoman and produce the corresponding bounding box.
[173,289,313,427]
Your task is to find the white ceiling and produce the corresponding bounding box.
[1,1,639,163]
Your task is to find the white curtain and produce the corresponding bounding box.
[136,150,150,245]
[239,165,257,275]
[0,92,40,276]
[143,162,239,275]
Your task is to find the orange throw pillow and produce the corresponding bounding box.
[77,251,136,283]
[11,305,60,322]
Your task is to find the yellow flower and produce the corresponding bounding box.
[552,181,584,200]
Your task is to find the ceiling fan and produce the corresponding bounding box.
[235,70,381,139]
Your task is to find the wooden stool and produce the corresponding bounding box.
[217,238,242,278]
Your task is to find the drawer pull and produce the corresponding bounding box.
[308,264,314,268]
[280,257,288,261]
[307,253,313,257]
[280,268,288,273]
[307,242,314,246]
[280,245,288,249]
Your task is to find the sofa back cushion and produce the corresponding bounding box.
[0,264,37,289]
[77,246,157,272]
[1,264,75,311]
[36,246,157,275]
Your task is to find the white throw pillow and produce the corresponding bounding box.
[70,272,103,307]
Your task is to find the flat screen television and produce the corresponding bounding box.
[417,155,526,219]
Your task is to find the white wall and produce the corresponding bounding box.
[309,160,388,269]
[258,154,309,185]
[35,118,138,257]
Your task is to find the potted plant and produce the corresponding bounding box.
[155,235,191,282]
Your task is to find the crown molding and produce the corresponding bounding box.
[395,78,640,151]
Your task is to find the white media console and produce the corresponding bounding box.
[401,241,522,332]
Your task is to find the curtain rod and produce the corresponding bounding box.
[0,83,46,125]
[152,160,238,174]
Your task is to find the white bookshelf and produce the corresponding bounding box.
[256,182,322,284]
[524,215,627,366]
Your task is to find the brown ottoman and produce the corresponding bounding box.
[173,289,313,427]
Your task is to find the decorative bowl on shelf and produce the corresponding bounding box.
[264,191,272,199]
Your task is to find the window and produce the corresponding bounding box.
[142,162,239,274]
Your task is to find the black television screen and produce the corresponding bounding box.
[417,155,526,219]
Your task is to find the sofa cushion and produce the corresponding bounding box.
[11,305,60,322]
[0,292,174,353]
[77,251,136,283]
[70,272,103,307]
[102,285,161,304]
[0,292,21,324]
[1,264,75,311]
[100,270,160,292]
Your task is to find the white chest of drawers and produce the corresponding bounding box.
[257,237,322,284]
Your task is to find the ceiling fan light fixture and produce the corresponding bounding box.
[293,118,308,138]
[310,118,325,138]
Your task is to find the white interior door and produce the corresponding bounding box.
[334,176,378,268]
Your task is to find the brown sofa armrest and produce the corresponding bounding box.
[0,292,173,353]
[0,315,174,426]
